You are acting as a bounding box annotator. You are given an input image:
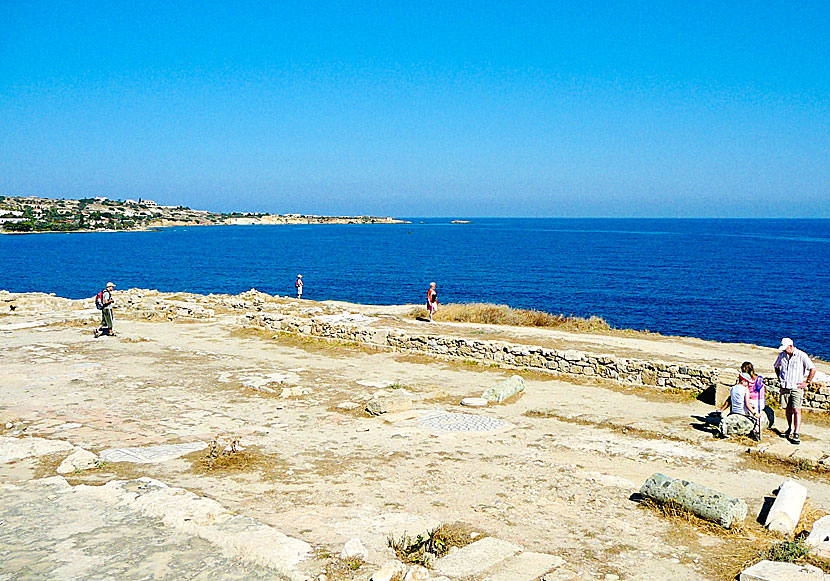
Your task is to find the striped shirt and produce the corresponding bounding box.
[774,348,816,391]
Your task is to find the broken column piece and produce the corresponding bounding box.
[640,473,747,528]
[765,480,807,536]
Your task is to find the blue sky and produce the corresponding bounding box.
[1,2,828,217]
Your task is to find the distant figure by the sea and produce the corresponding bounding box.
[295,274,303,299]
[427,282,438,322]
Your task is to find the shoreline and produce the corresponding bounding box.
[0,219,410,235]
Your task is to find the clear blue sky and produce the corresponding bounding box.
[1,2,828,217]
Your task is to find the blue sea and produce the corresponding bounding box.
[2,218,828,359]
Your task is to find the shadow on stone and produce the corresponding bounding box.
[756,495,776,526]
[697,385,716,405]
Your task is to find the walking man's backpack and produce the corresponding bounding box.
[95,290,105,310]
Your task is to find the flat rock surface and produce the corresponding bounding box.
[0,477,284,580]
[433,537,522,578]
[98,442,208,464]
[3,292,830,579]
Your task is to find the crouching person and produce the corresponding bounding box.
[717,371,768,440]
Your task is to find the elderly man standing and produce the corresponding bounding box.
[774,337,816,445]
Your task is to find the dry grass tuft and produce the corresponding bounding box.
[410,303,612,332]
[388,522,486,567]
[191,435,272,474]
[642,497,830,578]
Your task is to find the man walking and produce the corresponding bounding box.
[94,282,116,338]
[774,337,816,444]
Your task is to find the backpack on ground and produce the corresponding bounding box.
[95,290,105,310]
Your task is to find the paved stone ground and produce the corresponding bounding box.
[3,294,830,580]
[0,478,283,580]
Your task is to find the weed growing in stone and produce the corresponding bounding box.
[387,523,485,567]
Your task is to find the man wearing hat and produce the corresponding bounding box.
[295,274,303,299]
[774,338,816,444]
[94,282,116,338]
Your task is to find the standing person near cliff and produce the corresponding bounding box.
[94,282,116,338]
[774,337,816,445]
[426,282,438,322]
[295,274,303,299]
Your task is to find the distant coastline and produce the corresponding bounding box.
[0,195,408,234]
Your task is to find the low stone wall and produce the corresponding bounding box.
[246,311,830,412]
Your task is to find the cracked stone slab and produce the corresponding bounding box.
[98,442,208,464]
[433,537,522,578]
[0,476,309,580]
[409,411,512,434]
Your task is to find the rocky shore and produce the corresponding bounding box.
[2,288,830,580]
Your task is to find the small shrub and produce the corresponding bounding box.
[764,540,811,563]
[388,523,484,567]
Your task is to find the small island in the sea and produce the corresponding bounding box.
[0,195,407,233]
[450,219,471,224]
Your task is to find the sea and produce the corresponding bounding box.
[2,218,828,360]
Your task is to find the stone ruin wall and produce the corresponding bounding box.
[246,311,830,411]
[2,289,826,410]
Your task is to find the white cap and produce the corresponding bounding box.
[778,337,794,351]
[297,274,303,278]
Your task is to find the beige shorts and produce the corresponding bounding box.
[780,389,803,410]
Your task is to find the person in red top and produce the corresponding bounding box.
[426,282,438,322]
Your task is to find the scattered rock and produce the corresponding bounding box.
[366,391,414,415]
[369,560,407,581]
[806,514,830,557]
[336,401,360,411]
[718,413,767,437]
[56,448,99,474]
[740,559,825,580]
[461,397,488,407]
[280,386,312,398]
[339,537,368,561]
[640,473,747,528]
[481,375,525,403]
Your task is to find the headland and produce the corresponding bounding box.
[2,288,830,579]
[0,196,407,233]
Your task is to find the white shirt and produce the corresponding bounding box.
[730,383,748,415]
[774,347,816,391]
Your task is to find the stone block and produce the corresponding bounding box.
[433,537,522,578]
[481,551,565,581]
[365,391,413,415]
[765,480,808,536]
[740,559,825,580]
[57,448,99,474]
[640,473,747,528]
